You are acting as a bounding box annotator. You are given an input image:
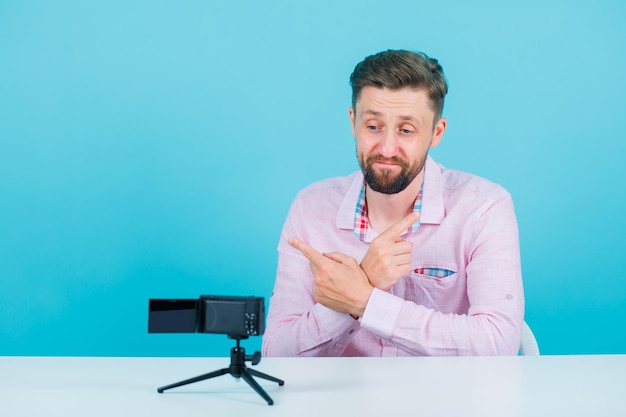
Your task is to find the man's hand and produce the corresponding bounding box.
[288,237,373,318]
[360,211,420,291]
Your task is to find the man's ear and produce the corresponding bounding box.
[430,117,447,148]
[349,107,356,137]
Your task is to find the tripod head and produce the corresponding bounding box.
[227,335,261,366]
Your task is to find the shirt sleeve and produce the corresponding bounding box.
[262,198,361,357]
[360,191,524,356]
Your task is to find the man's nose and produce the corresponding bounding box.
[378,130,400,157]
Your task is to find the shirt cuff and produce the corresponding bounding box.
[313,303,359,336]
[360,288,404,339]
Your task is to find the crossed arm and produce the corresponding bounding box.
[287,212,420,318]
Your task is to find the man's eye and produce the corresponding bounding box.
[400,128,414,134]
[367,125,379,131]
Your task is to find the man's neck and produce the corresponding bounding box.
[365,171,424,233]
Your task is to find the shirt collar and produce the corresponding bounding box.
[420,155,445,225]
[336,155,445,236]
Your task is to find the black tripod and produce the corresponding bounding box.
[157,336,285,405]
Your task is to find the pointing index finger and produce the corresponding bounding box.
[381,211,420,240]
[288,237,326,263]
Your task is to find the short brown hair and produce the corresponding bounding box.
[349,49,448,121]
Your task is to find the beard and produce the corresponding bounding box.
[359,153,427,194]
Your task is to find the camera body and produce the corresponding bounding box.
[148,295,265,337]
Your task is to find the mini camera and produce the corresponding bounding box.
[148,295,265,337]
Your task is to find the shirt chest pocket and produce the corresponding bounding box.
[407,265,460,290]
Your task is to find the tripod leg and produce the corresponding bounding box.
[247,368,285,386]
[239,369,275,405]
[157,368,229,393]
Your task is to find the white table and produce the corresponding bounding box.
[1,354,625,416]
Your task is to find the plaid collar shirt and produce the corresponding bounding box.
[353,182,423,241]
[264,155,524,357]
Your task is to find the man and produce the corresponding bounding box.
[262,49,524,356]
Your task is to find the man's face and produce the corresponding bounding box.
[350,86,446,194]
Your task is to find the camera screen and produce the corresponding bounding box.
[148,299,198,333]
[201,299,247,335]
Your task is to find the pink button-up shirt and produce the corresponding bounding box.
[262,156,524,356]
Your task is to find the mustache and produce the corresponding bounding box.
[366,155,408,168]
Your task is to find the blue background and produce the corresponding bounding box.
[1,0,625,357]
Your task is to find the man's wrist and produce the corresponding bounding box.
[351,285,373,319]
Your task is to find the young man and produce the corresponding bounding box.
[262,50,524,356]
